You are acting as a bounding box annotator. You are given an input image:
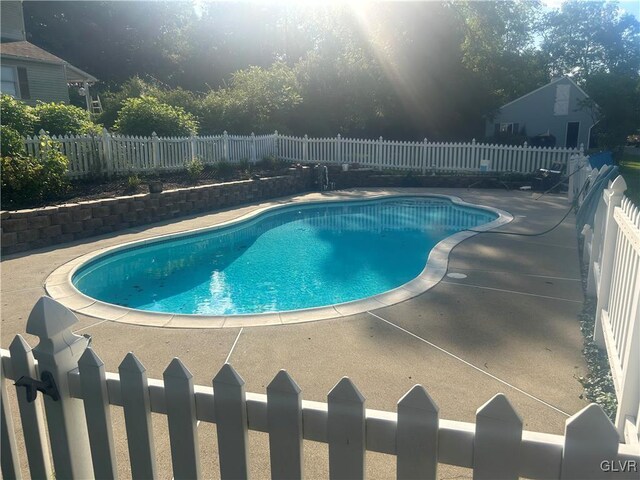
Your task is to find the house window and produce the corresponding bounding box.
[496,123,520,135]
[1,66,29,99]
[1,66,18,97]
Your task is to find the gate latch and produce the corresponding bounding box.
[15,372,60,403]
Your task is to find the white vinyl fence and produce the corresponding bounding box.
[1,297,639,479]
[581,174,640,445]
[24,129,581,179]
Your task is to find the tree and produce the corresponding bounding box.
[452,0,549,106]
[200,61,302,135]
[582,73,640,154]
[540,1,640,83]
[23,1,195,84]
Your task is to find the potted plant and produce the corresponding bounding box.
[147,174,163,193]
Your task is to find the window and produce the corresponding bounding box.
[496,123,520,135]
[1,66,29,99]
[1,66,18,97]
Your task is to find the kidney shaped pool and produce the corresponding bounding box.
[71,196,500,316]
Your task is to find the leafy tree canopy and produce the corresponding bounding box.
[21,1,640,144]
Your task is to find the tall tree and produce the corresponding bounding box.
[23,1,195,85]
[452,1,548,106]
[540,1,640,83]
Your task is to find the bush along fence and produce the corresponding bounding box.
[2,298,639,480]
[581,174,640,445]
[23,129,582,179]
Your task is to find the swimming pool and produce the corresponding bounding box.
[69,196,502,318]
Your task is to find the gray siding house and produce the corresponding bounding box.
[485,77,596,149]
[0,1,97,107]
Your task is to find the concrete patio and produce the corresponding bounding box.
[1,187,588,479]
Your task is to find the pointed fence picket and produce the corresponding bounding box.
[119,352,156,480]
[396,385,438,479]
[328,378,366,479]
[8,336,52,479]
[213,364,250,479]
[267,370,303,479]
[473,394,522,480]
[78,348,117,480]
[1,357,21,480]
[164,358,201,480]
[2,297,639,479]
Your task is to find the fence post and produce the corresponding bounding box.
[336,134,342,165]
[471,138,478,170]
[223,130,230,161]
[251,132,257,163]
[567,155,577,204]
[151,131,160,170]
[377,136,383,169]
[273,130,279,160]
[102,128,113,176]
[421,138,428,174]
[593,175,627,347]
[25,297,93,479]
[189,134,196,160]
[303,134,309,163]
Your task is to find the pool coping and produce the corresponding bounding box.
[44,192,513,328]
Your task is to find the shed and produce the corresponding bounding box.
[485,77,596,149]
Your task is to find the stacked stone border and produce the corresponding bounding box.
[1,170,313,255]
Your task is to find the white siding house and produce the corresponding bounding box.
[0,1,97,107]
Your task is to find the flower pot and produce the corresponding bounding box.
[148,180,163,194]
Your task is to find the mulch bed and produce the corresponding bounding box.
[3,168,290,210]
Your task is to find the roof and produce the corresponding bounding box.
[66,64,98,84]
[1,40,66,64]
[0,40,98,83]
[499,76,591,110]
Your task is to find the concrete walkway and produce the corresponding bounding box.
[1,188,588,479]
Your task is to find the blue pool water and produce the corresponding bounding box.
[73,197,497,315]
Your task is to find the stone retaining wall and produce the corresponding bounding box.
[1,170,313,255]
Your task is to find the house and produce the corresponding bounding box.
[0,0,98,110]
[485,76,596,149]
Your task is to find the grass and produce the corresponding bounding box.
[619,152,639,206]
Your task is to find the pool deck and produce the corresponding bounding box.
[1,188,588,478]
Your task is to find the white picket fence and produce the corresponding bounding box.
[567,153,594,205]
[581,174,640,445]
[1,297,639,479]
[24,129,581,179]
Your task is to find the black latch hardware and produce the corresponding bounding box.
[15,371,60,403]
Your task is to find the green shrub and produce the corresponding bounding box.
[0,94,37,136]
[238,158,251,173]
[127,174,141,191]
[256,155,283,171]
[215,159,233,178]
[1,125,25,156]
[113,96,198,137]
[98,77,204,129]
[33,102,100,136]
[186,157,204,182]
[1,136,69,207]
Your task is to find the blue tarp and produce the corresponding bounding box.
[575,165,619,233]
[588,151,613,170]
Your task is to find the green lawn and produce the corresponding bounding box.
[619,152,640,207]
